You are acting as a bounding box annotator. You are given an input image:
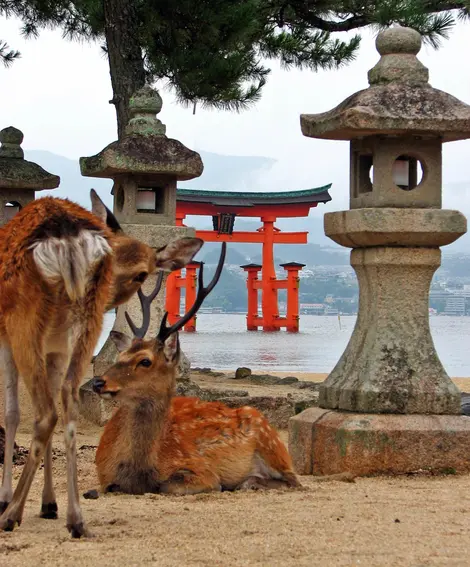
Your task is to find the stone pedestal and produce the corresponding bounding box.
[318,208,466,418]
[289,408,470,476]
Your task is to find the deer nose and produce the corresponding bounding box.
[92,378,106,393]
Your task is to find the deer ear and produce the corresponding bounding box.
[110,331,132,352]
[155,237,203,272]
[163,333,179,363]
[90,189,123,234]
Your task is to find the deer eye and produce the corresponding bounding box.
[138,358,152,368]
[133,272,148,284]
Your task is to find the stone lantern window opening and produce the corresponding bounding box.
[392,155,424,191]
[4,201,21,221]
[136,186,165,214]
[352,138,430,205]
[353,152,373,196]
[115,184,125,212]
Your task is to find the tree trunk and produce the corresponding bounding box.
[103,0,147,139]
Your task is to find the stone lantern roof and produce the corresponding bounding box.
[80,85,203,180]
[0,126,60,190]
[300,26,470,142]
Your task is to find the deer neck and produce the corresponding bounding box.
[127,384,173,466]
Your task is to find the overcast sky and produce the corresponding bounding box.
[1,16,470,220]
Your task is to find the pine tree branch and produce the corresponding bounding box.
[0,40,20,67]
[284,0,467,32]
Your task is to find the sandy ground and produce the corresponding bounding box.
[0,429,469,566]
[2,372,470,566]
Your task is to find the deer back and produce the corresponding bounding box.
[0,191,204,337]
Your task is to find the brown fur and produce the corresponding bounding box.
[0,193,203,538]
[95,335,301,496]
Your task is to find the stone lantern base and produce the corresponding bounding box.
[289,407,470,476]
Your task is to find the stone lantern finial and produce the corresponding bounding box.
[125,85,166,137]
[368,26,428,85]
[0,126,25,159]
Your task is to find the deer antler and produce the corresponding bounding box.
[158,242,226,343]
[125,271,165,339]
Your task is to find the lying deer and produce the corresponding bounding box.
[93,244,301,495]
[0,190,203,537]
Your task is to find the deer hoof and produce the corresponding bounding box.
[0,517,18,532]
[238,477,268,491]
[0,501,9,515]
[40,502,58,519]
[67,521,94,539]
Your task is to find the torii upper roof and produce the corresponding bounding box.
[175,185,332,218]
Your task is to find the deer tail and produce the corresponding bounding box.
[31,230,112,302]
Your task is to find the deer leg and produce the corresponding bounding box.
[0,361,57,532]
[253,418,302,489]
[0,344,19,514]
[40,439,58,519]
[40,352,69,520]
[159,469,222,495]
[61,322,102,539]
[61,378,87,538]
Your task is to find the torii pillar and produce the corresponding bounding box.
[166,261,201,332]
[240,264,262,331]
[260,215,280,331]
[281,262,305,333]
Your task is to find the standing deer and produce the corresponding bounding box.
[93,243,301,495]
[0,189,203,537]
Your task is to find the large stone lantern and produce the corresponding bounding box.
[289,27,470,475]
[0,126,59,224]
[79,85,203,424]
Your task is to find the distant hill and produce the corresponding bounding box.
[179,152,276,192]
[202,246,248,265]
[197,241,349,267]
[25,150,112,209]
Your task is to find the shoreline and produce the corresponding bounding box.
[216,370,470,392]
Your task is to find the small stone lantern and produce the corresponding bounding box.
[79,86,203,425]
[0,126,59,224]
[289,27,470,476]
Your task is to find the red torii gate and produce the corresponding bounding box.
[165,185,332,332]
